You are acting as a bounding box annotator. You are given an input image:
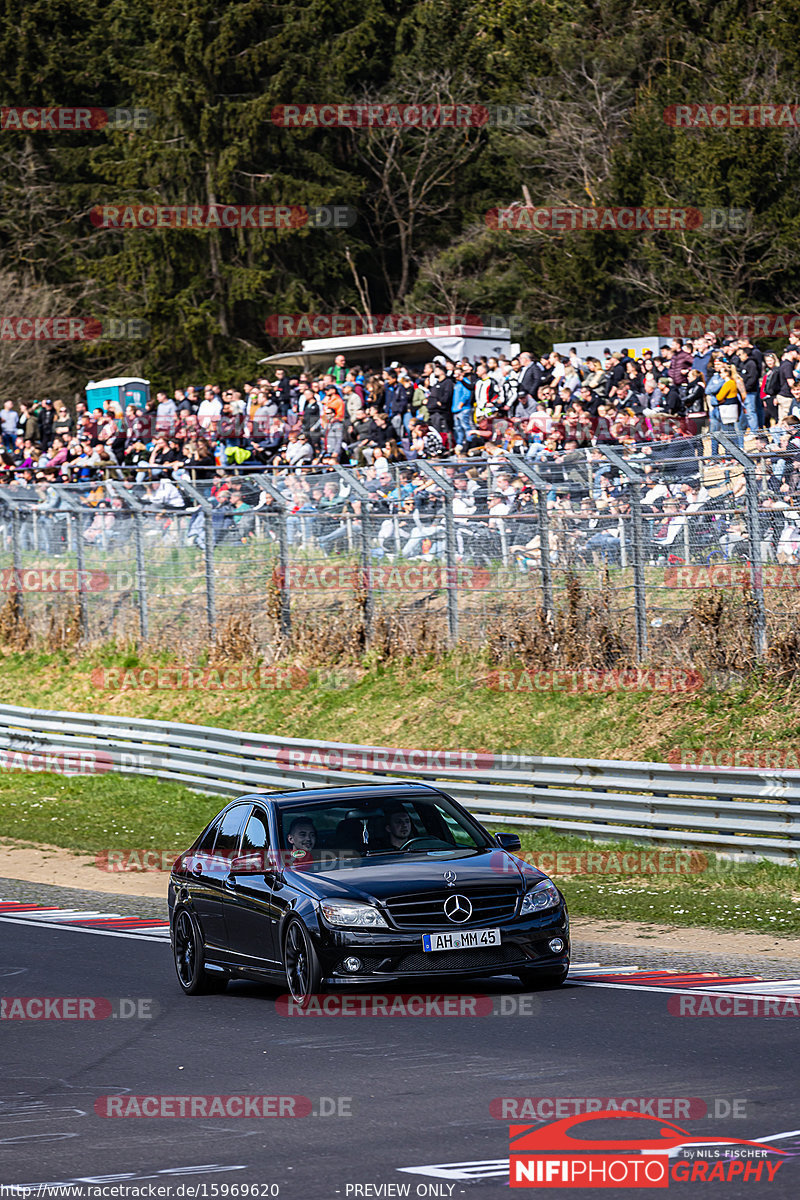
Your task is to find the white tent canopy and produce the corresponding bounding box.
[552,336,670,361]
[258,324,518,372]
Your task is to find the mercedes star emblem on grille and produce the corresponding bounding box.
[443,894,473,923]
[443,870,457,886]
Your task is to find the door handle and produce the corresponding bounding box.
[192,862,203,875]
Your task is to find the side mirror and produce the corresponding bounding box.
[229,853,269,876]
[494,832,522,851]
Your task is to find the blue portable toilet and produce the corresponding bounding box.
[86,377,150,414]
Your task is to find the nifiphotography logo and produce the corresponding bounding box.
[508,1111,786,1187]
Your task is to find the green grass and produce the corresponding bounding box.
[513,829,800,936]
[1,770,797,936]
[0,771,220,854]
[3,646,800,765]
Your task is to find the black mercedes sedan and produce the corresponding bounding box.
[168,782,569,1003]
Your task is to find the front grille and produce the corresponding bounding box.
[384,887,520,929]
[397,945,522,973]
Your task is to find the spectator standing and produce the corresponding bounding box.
[155,390,177,435]
[426,365,454,443]
[736,346,762,432]
[716,364,741,440]
[19,403,39,445]
[197,389,222,434]
[1,401,18,454]
[451,366,474,449]
[36,398,55,449]
[777,347,799,425]
[760,352,781,426]
[328,354,347,384]
[667,338,692,387]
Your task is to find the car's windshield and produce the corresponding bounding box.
[275,794,490,870]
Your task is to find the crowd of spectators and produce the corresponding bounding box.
[4,331,800,487]
[4,330,800,568]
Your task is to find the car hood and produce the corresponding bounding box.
[287,848,547,902]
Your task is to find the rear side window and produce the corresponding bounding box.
[195,817,221,854]
[213,806,249,856]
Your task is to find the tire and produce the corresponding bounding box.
[517,964,569,990]
[172,908,229,995]
[282,919,322,1007]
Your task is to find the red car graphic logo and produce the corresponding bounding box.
[509,1111,787,1188]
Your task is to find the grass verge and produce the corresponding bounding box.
[1,646,800,764]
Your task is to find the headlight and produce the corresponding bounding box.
[320,900,388,928]
[520,880,560,915]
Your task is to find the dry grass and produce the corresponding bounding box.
[0,592,31,650]
[485,571,631,669]
[46,602,83,650]
[208,612,259,667]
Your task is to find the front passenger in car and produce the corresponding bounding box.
[286,817,317,867]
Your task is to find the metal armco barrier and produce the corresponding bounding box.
[0,704,798,862]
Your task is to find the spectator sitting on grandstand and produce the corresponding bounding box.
[408,418,444,458]
[143,476,184,509]
[83,500,114,543]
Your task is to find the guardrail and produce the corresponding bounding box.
[0,703,798,862]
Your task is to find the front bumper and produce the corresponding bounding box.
[313,904,569,984]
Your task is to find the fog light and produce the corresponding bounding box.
[343,957,362,973]
[549,938,565,954]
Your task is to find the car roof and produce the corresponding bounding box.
[235,783,443,809]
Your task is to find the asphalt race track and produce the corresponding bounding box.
[2,914,800,1199]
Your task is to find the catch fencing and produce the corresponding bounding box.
[0,704,797,861]
[0,429,798,662]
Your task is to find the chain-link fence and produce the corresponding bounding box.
[1,434,798,666]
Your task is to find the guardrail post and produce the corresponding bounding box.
[717,431,767,659]
[598,447,647,662]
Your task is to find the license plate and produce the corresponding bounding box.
[422,928,501,952]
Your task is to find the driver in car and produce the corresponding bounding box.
[385,806,413,850]
[286,817,317,867]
